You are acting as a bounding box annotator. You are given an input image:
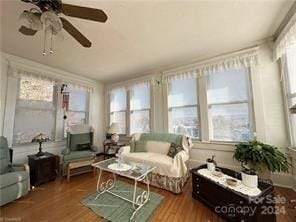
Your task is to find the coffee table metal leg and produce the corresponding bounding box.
[95,170,116,200]
[130,175,150,220]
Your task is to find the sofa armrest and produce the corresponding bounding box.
[173,150,189,162]
[172,150,189,177]
[119,146,130,155]
[9,163,30,190]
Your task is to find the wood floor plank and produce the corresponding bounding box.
[0,171,295,222]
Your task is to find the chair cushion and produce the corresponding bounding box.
[77,143,91,151]
[0,171,28,188]
[69,133,91,151]
[63,151,95,161]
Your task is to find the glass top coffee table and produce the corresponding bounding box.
[92,158,156,220]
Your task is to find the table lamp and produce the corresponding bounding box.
[32,133,50,156]
[108,123,121,144]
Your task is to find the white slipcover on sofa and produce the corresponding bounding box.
[120,133,190,193]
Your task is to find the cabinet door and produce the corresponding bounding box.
[36,157,56,183]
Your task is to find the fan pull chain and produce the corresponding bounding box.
[42,28,46,56]
[50,26,54,54]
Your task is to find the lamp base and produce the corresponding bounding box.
[36,150,45,157]
[36,142,44,156]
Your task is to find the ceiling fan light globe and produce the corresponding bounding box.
[19,11,42,31]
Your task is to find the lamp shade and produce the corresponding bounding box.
[108,123,121,134]
[31,133,50,143]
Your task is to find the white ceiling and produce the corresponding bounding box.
[0,0,294,83]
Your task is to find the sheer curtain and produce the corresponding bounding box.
[110,88,127,134]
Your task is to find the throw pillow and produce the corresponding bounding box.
[167,143,183,158]
[77,143,91,151]
[134,140,147,152]
[145,141,171,155]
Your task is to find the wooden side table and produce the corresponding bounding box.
[103,140,125,159]
[28,152,59,187]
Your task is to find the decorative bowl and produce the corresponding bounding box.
[212,168,223,177]
[226,178,238,187]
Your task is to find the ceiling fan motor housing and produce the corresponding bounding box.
[23,0,63,12]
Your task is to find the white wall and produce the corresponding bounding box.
[0,52,105,163]
[105,41,295,190]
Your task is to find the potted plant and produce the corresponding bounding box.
[233,140,290,183]
[206,155,217,171]
[241,166,258,188]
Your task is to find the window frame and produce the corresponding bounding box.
[108,85,152,136]
[282,52,296,148]
[166,68,255,143]
[207,68,255,143]
[63,88,90,137]
[13,77,58,145]
[167,78,201,140]
[12,79,91,145]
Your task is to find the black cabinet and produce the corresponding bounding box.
[28,152,59,187]
[192,165,276,222]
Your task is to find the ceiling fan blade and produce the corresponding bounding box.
[62,3,107,23]
[61,17,91,48]
[18,26,37,36]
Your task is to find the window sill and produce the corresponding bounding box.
[12,140,65,149]
[288,147,296,159]
[191,140,236,152]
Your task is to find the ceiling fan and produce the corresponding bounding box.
[19,0,108,54]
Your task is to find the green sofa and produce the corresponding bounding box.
[61,125,98,176]
[0,136,30,206]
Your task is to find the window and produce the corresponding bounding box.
[285,46,296,146]
[13,76,56,144]
[130,85,150,134]
[110,88,127,134]
[168,78,200,139]
[207,68,253,142]
[64,88,89,135]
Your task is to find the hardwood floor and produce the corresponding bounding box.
[0,171,295,222]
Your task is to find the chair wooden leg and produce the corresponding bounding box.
[67,166,71,182]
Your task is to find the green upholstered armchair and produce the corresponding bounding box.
[61,124,98,176]
[0,136,30,206]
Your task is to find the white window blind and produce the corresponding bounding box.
[67,88,89,125]
[207,68,253,142]
[13,76,56,144]
[110,88,127,134]
[285,46,296,146]
[130,84,150,134]
[168,78,200,139]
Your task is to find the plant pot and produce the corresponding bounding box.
[241,171,258,188]
[207,162,216,171]
[254,164,271,180]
